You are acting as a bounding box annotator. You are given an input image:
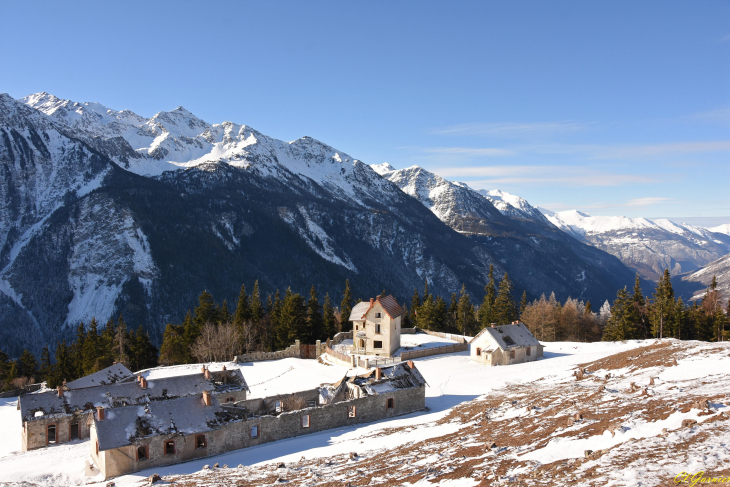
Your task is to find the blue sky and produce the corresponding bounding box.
[1,1,728,222]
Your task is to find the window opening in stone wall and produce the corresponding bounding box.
[196,434,207,449]
[70,422,79,440]
[374,341,383,349]
[348,405,356,418]
[165,440,176,455]
[510,350,515,359]
[526,347,531,356]
[47,424,57,444]
[375,312,381,318]
[137,445,148,461]
[275,401,282,413]
[226,396,235,403]
[250,425,259,438]
[387,398,395,409]
[301,414,310,428]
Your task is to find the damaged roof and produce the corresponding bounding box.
[349,302,370,321]
[95,395,226,451]
[65,363,133,390]
[19,371,247,422]
[319,362,426,401]
[470,323,541,351]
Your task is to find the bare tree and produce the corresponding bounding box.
[191,322,243,363]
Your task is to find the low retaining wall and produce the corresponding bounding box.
[235,341,301,363]
[401,342,468,360]
[413,328,467,344]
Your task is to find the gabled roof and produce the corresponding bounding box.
[65,363,133,390]
[348,295,405,321]
[95,395,224,451]
[470,323,541,351]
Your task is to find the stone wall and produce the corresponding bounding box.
[97,384,426,479]
[23,412,91,451]
[234,341,301,363]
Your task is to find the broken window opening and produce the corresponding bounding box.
[526,347,531,356]
[165,440,176,455]
[137,445,148,461]
[510,350,515,359]
[301,414,310,428]
[348,405,356,418]
[226,396,235,403]
[275,401,282,413]
[70,422,79,440]
[250,425,259,438]
[195,435,206,449]
[386,398,395,410]
[47,424,57,444]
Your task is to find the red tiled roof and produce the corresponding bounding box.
[377,295,405,319]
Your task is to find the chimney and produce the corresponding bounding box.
[407,360,415,370]
[57,386,63,398]
[201,366,206,375]
[202,390,212,407]
[136,375,141,382]
[140,377,147,389]
[375,368,382,380]
[204,369,211,380]
[370,298,374,304]
[491,323,496,328]
[222,366,226,371]
[97,407,105,421]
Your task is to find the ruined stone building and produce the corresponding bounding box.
[18,365,248,451]
[469,322,544,366]
[349,295,404,357]
[90,362,427,479]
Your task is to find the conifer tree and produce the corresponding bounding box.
[323,293,336,339]
[53,340,73,387]
[159,323,187,365]
[194,290,218,329]
[630,273,649,338]
[456,285,476,335]
[434,296,447,331]
[422,279,430,304]
[519,291,528,318]
[71,323,86,378]
[129,326,158,371]
[418,294,436,330]
[113,315,129,366]
[17,349,38,380]
[82,318,101,375]
[181,310,196,361]
[494,273,518,325]
[0,349,10,386]
[649,269,675,339]
[39,345,51,383]
[585,300,593,315]
[603,287,635,341]
[340,280,353,332]
[306,285,324,342]
[249,281,264,324]
[219,299,231,324]
[479,265,497,326]
[233,284,250,327]
[410,288,421,327]
[277,290,307,348]
[447,293,459,332]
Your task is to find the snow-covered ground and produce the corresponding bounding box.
[333,331,463,358]
[2,339,726,486]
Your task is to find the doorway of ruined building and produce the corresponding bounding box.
[47,424,57,444]
[301,344,317,359]
[70,422,79,440]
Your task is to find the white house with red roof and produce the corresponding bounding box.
[348,295,405,357]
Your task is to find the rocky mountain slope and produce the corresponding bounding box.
[544,210,730,281]
[2,93,502,355]
[373,164,638,304]
[676,253,730,302]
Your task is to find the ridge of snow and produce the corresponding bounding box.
[709,223,730,236]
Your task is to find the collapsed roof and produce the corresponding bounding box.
[65,363,134,390]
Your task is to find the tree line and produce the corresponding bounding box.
[1,269,727,392]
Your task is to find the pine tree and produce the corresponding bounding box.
[630,273,649,339]
[0,349,10,386]
[82,318,101,375]
[233,284,250,327]
[113,315,129,366]
[418,294,436,330]
[159,323,187,366]
[306,285,324,342]
[479,265,497,326]
[181,310,196,362]
[52,340,73,387]
[410,288,421,327]
[39,345,51,383]
[219,299,231,324]
[456,285,476,335]
[194,290,218,328]
[519,291,528,318]
[494,273,518,325]
[323,293,336,339]
[340,280,353,332]
[447,293,459,333]
[17,349,38,380]
[249,281,264,324]
[71,323,86,379]
[423,279,430,303]
[277,290,307,348]
[603,287,636,341]
[130,326,158,370]
[434,296,447,331]
[649,269,675,339]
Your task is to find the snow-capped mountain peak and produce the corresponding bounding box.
[709,223,730,236]
[476,189,553,225]
[371,162,396,175]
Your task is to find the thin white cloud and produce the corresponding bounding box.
[626,197,673,207]
[690,107,730,126]
[528,141,730,159]
[437,165,655,187]
[431,121,589,138]
[418,147,515,157]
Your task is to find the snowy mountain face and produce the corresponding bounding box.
[709,224,730,237]
[477,189,553,226]
[2,93,499,356]
[545,210,730,281]
[374,164,638,305]
[679,253,730,302]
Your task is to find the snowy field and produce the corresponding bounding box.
[1,339,728,486]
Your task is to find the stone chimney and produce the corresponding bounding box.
[407,360,415,370]
[57,386,63,398]
[97,406,105,421]
[375,368,382,380]
[140,377,147,389]
[202,390,212,407]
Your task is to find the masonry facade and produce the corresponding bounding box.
[349,295,404,357]
[90,362,427,479]
[469,322,544,366]
[18,365,248,451]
